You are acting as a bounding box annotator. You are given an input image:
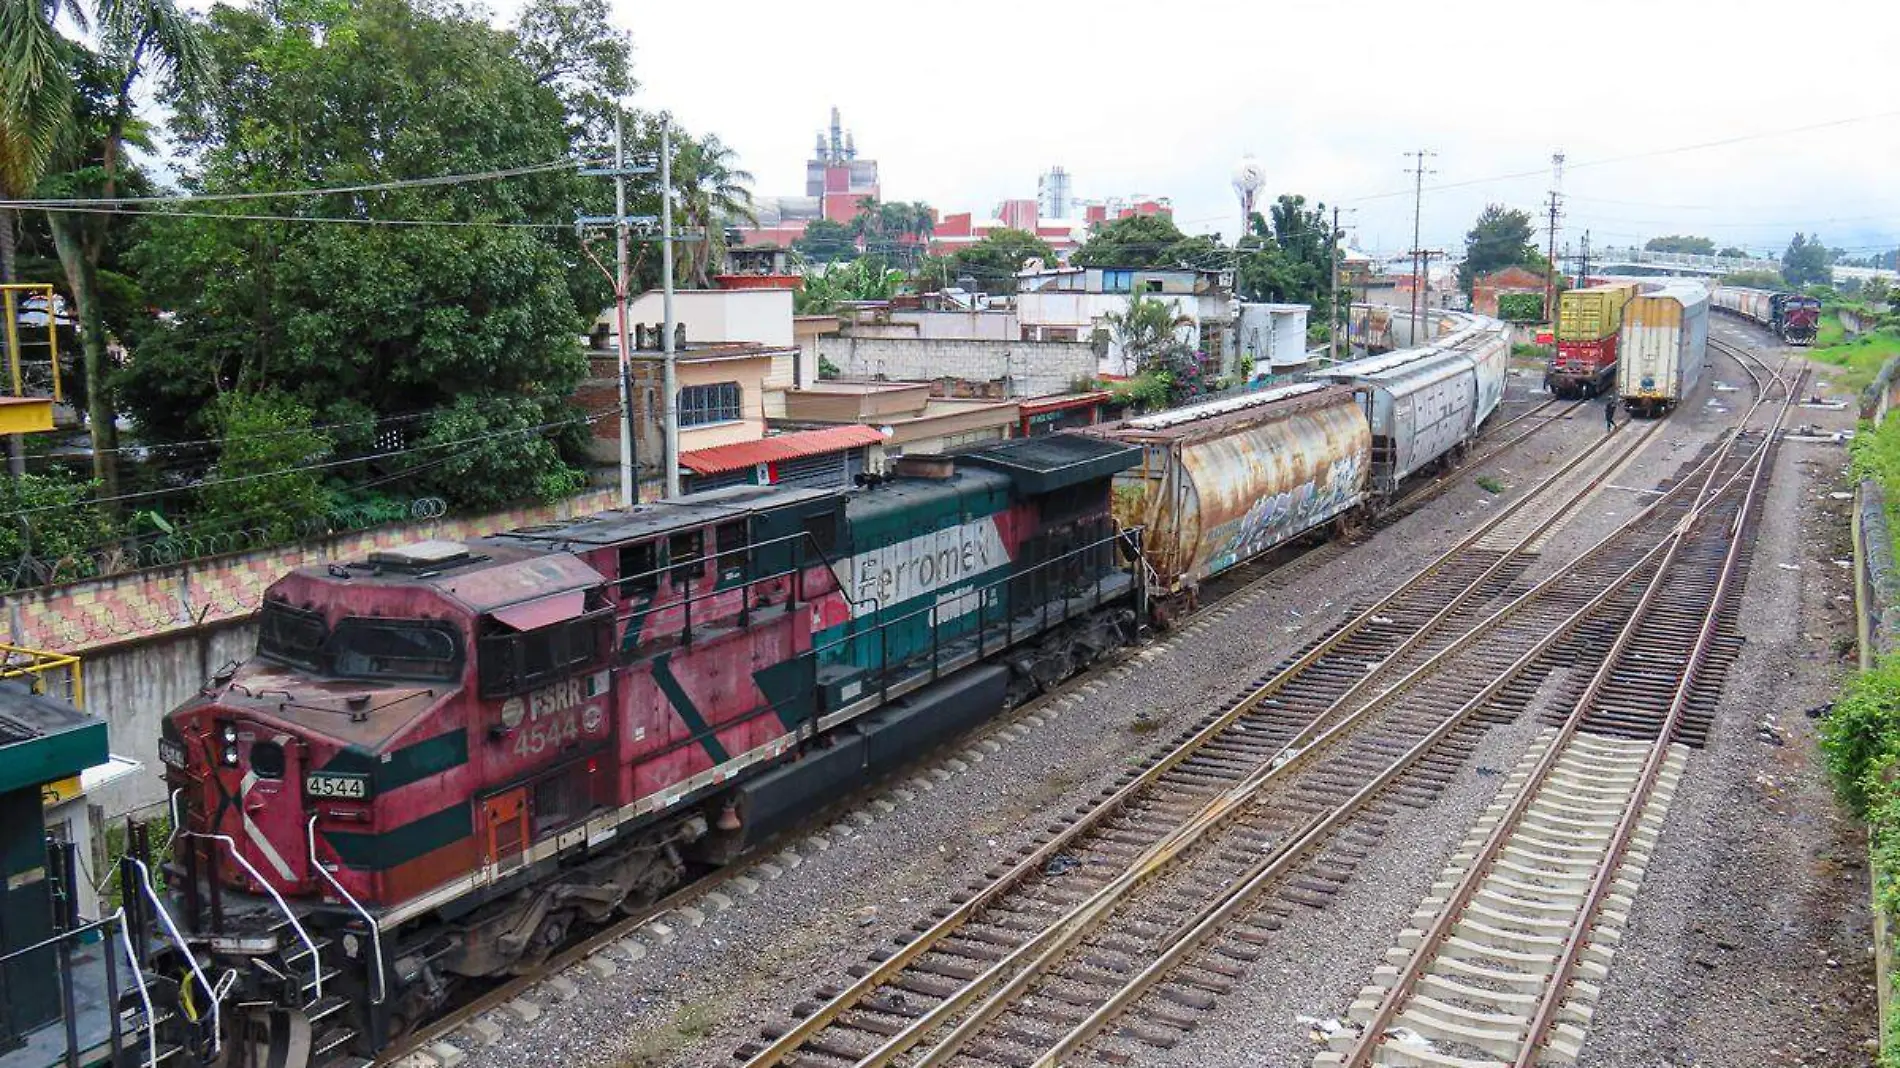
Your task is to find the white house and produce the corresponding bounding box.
[1013,266,1236,377]
[1235,303,1310,372]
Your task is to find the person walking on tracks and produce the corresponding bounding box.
[1604,396,1618,433]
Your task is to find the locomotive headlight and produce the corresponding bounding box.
[220,724,238,744]
[221,745,239,766]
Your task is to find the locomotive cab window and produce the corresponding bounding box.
[618,540,658,596]
[801,512,837,562]
[328,619,462,682]
[715,520,749,582]
[669,530,704,582]
[479,601,611,698]
[258,600,327,670]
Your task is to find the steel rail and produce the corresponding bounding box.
[855,427,1735,1068]
[734,407,1651,1067]
[1338,343,1796,1068]
[1393,398,1584,512]
[1509,360,1802,1066]
[1007,370,1784,1067]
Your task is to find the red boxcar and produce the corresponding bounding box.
[1550,335,1618,398]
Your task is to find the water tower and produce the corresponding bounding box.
[1231,156,1265,243]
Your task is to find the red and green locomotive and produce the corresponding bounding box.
[154,435,1140,1065]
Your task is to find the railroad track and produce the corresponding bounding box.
[383,388,1588,1065]
[728,408,1764,1067]
[1320,341,1798,1068]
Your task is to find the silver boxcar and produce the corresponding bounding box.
[1319,322,1505,495]
[1619,281,1710,417]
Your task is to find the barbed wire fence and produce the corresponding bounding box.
[2,496,449,595]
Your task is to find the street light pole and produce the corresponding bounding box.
[660,117,680,500]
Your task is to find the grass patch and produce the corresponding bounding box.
[616,1000,724,1067]
[1809,327,1900,393]
[1128,713,1160,734]
[1820,657,1900,1067]
[1475,476,1504,494]
[1851,413,1900,535]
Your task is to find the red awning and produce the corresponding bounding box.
[680,424,885,476]
[489,590,587,631]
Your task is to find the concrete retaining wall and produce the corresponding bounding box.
[1861,354,1900,423]
[815,336,1097,398]
[1856,479,1900,669]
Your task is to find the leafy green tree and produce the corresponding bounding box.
[1864,277,1892,308]
[1074,213,1219,269]
[911,254,956,294]
[1237,195,1331,305]
[1457,204,1540,293]
[794,218,857,264]
[1644,235,1716,256]
[122,0,589,510]
[1106,293,1190,372]
[1782,232,1832,287]
[197,390,331,541]
[953,228,1055,294]
[1721,269,1784,288]
[1718,246,1748,259]
[794,256,905,313]
[0,469,117,585]
[399,395,585,510]
[512,0,634,149]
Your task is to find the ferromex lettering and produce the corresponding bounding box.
[834,518,1010,613]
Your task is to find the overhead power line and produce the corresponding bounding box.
[10,406,618,518]
[0,157,604,209]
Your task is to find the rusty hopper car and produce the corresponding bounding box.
[1551,282,1639,397]
[1103,382,1369,606]
[1320,323,1504,495]
[1619,281,1711,417]
[153,436,1142,1066]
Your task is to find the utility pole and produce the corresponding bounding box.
[612,108,636,508]
[1326,205,1356,363]
[659,118,680,500]
[1404,150,1436,347]
[578,103,658,508]
[1580,230,1592,287]
[1545,151,1565,324]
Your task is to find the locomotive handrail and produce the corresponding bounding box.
[308,814,387,1005]
[112,907,160,1068]
[179,831,325,1003]
[126,856,221,1057]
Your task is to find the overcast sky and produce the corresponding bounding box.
[488,0,1896,261]
[161,0,1900,262]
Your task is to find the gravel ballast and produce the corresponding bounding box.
[446,342,1876,1068]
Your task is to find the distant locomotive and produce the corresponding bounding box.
[1712,285,1821,345]
[152,317,1520,1068]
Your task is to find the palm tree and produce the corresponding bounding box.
[0,0,78,285]
[1105,293,1192,377]
[21,0,211,502]
[908,201,934,249]
[674,132,756,287]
